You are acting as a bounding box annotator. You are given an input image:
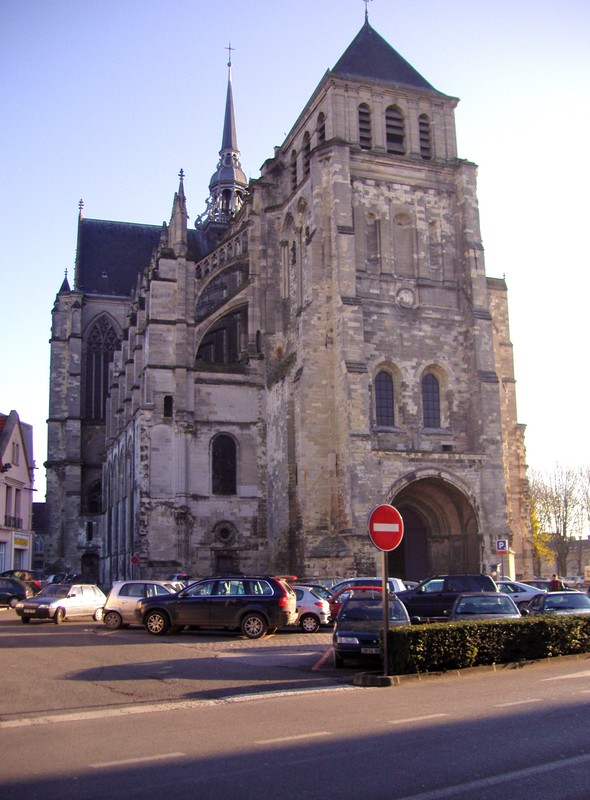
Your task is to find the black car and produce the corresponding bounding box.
[135,575,298,639]
[0,569,45,594]
[333,589,411,668]
[0,576,32,607]
[395,574,498,621]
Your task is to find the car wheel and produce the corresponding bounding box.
[104,610,122,630]
[241,613,267,639]
[145,610,170,635]
[334,652,345,668]
[94,607,104,622]
[300,613,321,633]
[54,608,65,624]
[21,616,31,624]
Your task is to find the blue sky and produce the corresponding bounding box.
[1,0,589,497]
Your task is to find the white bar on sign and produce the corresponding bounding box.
[373,523,399,532]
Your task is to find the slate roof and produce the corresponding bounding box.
[332,19,438,92]
[75,218,211,297]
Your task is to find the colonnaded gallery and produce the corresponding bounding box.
[44,15,533,585]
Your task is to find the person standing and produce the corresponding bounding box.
[548,574,564,591]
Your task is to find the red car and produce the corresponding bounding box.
[328,586,383,622]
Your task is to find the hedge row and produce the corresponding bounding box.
[386,616,590,675]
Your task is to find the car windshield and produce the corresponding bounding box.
[455,596,515,614]
[546,594,590,610]
[38,585,71,598]
[341,598,407,622]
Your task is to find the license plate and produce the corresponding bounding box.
[361,647,380,655]
[23,609,34,614]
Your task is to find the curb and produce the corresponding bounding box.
[352,651,590,687]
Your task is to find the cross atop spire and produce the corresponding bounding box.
[178,168,185,183]
[225,41,235,67]
[363,0,372,22]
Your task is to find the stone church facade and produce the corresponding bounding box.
[45,18,533,584]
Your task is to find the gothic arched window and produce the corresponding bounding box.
[358,103,372,150]
[303,132,311,177]
[422,373,441,428]
[418,114,432,159]
[212,434,237,495]
[291,149,298,191]
[87,481,102,514]
[375,371,394,427]
[317,112,326,144]
[85,317,119,420]
[385,105,405,155]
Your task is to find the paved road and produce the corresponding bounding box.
[2,609,590,799]
[0,608,343,717]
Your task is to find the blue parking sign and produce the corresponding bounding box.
[496,539,508,553]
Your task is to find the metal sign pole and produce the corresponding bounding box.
[382,550,389,677]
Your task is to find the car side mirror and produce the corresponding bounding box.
[520,608,529,616]
[410,616,422,625]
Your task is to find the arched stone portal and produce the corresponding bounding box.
[386,475,481,581]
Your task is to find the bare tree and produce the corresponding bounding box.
[528,464,583,576]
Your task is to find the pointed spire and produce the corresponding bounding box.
[169,168,188,256]
[198,46,248,229]
[222,55,239,152]
[59,267,71,294]
[73,199,84,289]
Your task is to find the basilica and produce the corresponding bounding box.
[45,16,533,585]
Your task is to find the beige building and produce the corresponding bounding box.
[45,18,533,584]
[0,410,36,571]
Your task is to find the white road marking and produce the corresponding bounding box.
[494,698,543,707]
[91,753,186,769]
[255,731,331,745]
[389,713,448,725]
[541,670,590,680]
[394,752,590,800]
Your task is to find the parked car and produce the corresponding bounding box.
[395,574,498,621]
[0,569,45,594]
[329,585,390,622]
[527,591,590,616]
[524,579,575,591]
[292,582,334,602]
[331,577,407,595]
[292,585,331,632]
[333,588,410,667]
[103,580,178,629]
[167,573,193,585]
[135,575,298,638]
[0,576,32,607]
[14,583,106,624]
[448,592,523,621]
[46,573,97,585]
[495,580,545,608]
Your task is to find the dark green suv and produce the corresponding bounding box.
[135,575,298,639]
[395,574,498,621]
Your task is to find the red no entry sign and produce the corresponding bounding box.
[368,504,404,551]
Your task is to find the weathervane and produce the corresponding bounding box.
[363,0,372,21]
